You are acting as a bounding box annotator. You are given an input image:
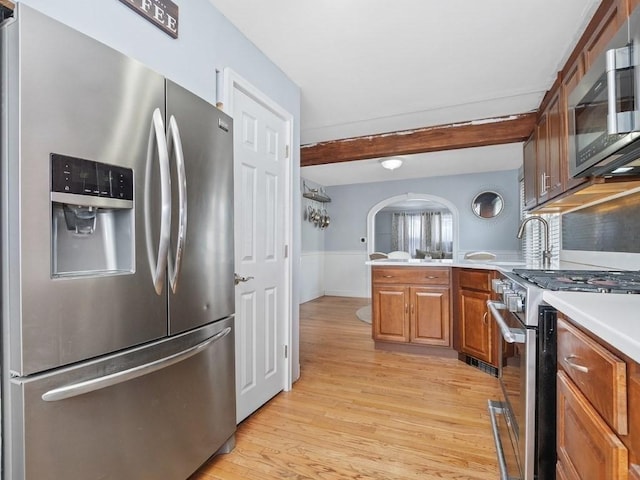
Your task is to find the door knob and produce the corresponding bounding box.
[234,273,254,285]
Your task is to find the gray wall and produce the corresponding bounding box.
[17,0,299,118]
[374,211,393,252]
[323,169,522,254]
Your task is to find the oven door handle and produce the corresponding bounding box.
[487,300,526,344]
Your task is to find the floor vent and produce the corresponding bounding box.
[464,355,499,378]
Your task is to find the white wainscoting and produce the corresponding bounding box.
[301,249,528,304]
[300,251,325,303]
[300,250,370,302]
[324,251,370,298]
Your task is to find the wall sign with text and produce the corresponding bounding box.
[119,0,179,38]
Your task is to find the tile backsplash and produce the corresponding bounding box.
[562,191,640,253]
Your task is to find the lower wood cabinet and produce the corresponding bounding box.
[557,315,640,479]
[454,268,498,367]
[459,288,493,363]
[371,266,451,347]
[557,370,628,480]
[411,286,450,346]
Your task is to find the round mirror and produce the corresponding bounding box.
[471,191,503,219]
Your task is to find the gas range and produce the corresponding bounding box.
[492,268,640,328]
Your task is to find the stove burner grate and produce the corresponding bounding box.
[511,269,640,294]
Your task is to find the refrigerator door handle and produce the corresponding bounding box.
[167,115,188,293]
[41,326,232,402]
[145,108,172,295]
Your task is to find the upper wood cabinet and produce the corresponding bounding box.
[561,56,588,192]
[524,88,564,210]
[523,134,538,210]
[537,90,564,203]
[523,0,634,211]
[584,0,628,70]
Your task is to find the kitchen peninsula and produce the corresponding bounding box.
[368,259,640,371]
[368,258,522,369]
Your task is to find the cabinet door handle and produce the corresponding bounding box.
[563,355,589,373]
[482,312,488,324]
[405,304,409,314]
[540,173,550,195]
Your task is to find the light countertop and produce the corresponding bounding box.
[542,291,640,363]
[366,258,621,272]
[365,258,526,271]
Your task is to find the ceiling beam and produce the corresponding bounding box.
[300,112,537,167]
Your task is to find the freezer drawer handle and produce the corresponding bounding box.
[487,300,526,344]
[41,327,231,402]
[167,115,188,293]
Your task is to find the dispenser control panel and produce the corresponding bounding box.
[51,153,133,200]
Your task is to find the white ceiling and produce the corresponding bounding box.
[209,0,601,185]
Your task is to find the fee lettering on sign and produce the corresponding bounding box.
[118,0,179,39]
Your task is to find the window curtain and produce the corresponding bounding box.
[391,211,453,257]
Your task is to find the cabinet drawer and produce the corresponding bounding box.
[558,319,627,435]
[457,268,492,291]
[372,267,450,285]
[557,371,628,480]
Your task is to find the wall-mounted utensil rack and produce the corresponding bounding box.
[302,181,331,228]
[302,182,331,203]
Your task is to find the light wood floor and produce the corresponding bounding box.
[191,296,502,480]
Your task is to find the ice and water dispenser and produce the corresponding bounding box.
[51,153,134,277]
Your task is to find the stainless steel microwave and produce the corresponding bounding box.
[568,9,640,178]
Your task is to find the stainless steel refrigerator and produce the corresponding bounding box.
[1,5,236,479]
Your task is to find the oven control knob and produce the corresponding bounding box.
[505,292,524,313]
[492,280,510,294]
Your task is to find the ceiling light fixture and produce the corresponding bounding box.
[380,157,403,170]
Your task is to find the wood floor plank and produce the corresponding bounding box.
[192,296,502,479]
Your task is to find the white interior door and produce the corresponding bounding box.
[229,81,291,423]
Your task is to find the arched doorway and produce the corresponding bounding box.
[366,193,459,261]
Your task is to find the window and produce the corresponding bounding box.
[391,211,453,258]
[519,181,560,264]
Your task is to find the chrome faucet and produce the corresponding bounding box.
[517,216,552,268]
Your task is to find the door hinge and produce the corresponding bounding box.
[284,244,289,258]
[284,345,288,358]
[285,145,290,159]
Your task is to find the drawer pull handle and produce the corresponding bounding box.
[425,275,438,279]
[564,355,589,374]
[383,275,394,278]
